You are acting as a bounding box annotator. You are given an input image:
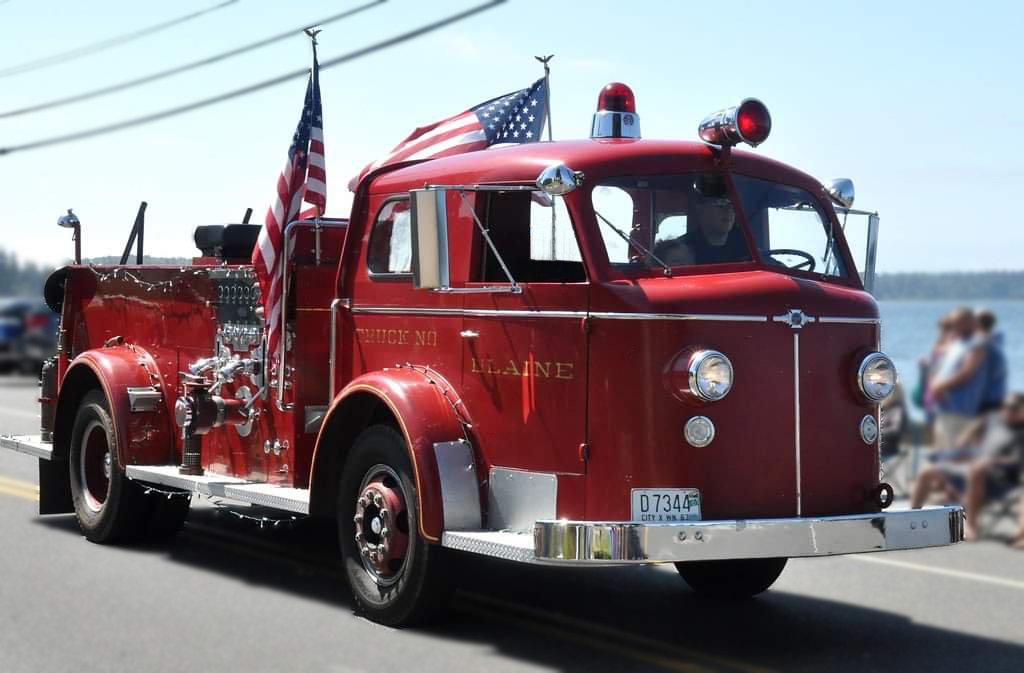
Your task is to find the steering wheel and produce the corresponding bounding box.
[764,248,816,272]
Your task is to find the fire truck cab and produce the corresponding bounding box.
[1,85,963,626]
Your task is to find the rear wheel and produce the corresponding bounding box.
[675,557,787,598]
[338,425,453,626]
[68,390,189,542]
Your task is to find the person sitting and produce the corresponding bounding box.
[910,392,1024,540]
[653,175,751,267]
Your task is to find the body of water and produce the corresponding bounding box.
[879,300,1024,415]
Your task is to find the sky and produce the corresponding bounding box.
[0,0,1022,273]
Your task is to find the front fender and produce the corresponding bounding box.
[55,346,175,468]
[310,367,468,542]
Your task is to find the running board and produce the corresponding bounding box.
[0,434,54,461]
[124,465,310,515]
[442,530,537,564]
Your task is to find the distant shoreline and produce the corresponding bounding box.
[874,271,1024,301]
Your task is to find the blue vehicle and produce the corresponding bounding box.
[0,298,58,374]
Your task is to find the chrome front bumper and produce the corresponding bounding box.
[532,506,964,564]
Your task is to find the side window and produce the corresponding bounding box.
[529,195,582,262]
[592,185,634,264]
[367,199,411,275]
[476,192,586,283]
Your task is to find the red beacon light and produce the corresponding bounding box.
[591,82,641,140]
[698,98,771,148]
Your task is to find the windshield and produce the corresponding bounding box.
[591,173,753,273]
[732,174,847,279]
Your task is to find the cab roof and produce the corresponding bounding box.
[368,138,827,199]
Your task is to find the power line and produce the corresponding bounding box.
[0,0,239,78]
[0,1,505,156]
[0,0,385,118]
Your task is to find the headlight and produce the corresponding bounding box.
[688,350,734,402]
[858,352,896,402]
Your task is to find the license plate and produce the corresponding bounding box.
[631,488,701,522]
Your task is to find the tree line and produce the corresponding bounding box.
[2,246,1023,300]
[0,249,192,298]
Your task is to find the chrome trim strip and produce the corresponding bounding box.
[533,506,964,564]
[816,316,881,325]
[590,312,768,322]
[348,306,871,325]
[351,306,586,319]
[351,306,461,316]
[329,298,343,395]
[793,332,802,516]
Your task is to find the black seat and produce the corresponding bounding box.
[193,224,262,260]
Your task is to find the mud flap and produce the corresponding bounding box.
[39,457,73,515]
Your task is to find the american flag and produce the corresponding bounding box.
[252,53,325,357]
[349,77,548,190]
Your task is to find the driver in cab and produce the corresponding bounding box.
[654,175,751,267]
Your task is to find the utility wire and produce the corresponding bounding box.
[0,0,239,78]
[0,1,505,156]
[0,0,385,118]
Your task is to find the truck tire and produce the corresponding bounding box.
[337,424,453,626]
[675,558,787,598]
[68,390,149,543]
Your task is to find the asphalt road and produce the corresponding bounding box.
[1,374,1022,673]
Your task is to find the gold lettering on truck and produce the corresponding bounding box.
[354,327,415,346]
[470,357,575,381]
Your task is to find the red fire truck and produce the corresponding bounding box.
[1,84,963,625]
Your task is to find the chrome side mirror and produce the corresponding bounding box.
[826,178,855,208]
[409,189,450,290]
[536,163,581,196]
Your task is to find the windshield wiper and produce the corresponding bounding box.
[594,209,672,276]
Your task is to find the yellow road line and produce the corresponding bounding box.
[0,475,40,489]
[0,483,39,501]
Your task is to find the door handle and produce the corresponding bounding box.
[459,330,479,339]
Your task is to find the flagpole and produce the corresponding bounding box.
[535,54,555,259]
[535,54,553,141]
[305,27,324,265]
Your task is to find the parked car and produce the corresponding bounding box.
[0,298,58,374]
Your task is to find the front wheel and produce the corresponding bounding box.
[675,557,787,598]
[337,425,453,626]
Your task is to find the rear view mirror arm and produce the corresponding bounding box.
[457,190,519,291]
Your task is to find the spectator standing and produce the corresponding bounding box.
[976,308,1008,413]
[928,308,988,450]
[914,311,954,419]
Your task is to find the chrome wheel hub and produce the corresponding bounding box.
[79,420,111,514]
[353,465,409,586]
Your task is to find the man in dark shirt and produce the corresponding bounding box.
[653,175,751,266]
